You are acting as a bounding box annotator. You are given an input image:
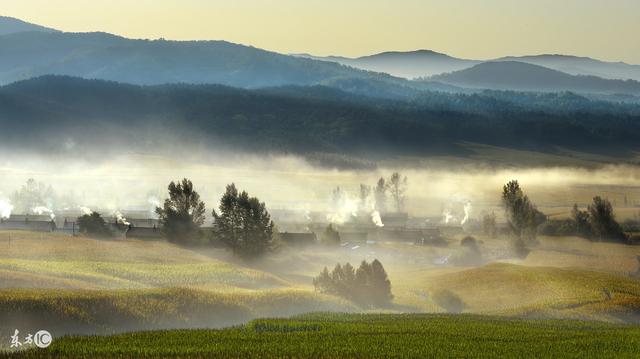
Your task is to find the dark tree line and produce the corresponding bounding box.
[313,260,393,307]
[6,76,640,168]
[541,197,627,242]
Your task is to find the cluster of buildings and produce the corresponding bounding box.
[275,211,467,247]
[0,209,470,246]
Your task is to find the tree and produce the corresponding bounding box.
[77,212,112,238]
[212,183,275,259]
[320,224,341,246]
[358,184,372,213]
[571,203,592,238]
[155,178,206,244]
[501,180,543,242]
[313,260,393,307]
[388,172,408,212]
[12,178,56,214]
[374,177,387,213]
[482,212,497,238]
[587,196,626,242]
[369,259,393,306]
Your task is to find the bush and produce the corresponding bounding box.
[588,197,627,243]
[539,219,577,236]
[454,236,482,265]
[432,289,465,313]
[313,259,393,307]
[77,212,112,238]
[320,224,340,246]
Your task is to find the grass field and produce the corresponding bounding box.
[2,230,640,357]
[3,313,640,358]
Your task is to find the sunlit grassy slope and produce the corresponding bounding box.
[0,288,355,340]
[4,313,640,359]
[3,230,640,338]
[0,231,288,290]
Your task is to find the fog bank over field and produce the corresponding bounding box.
[0,152,638,220]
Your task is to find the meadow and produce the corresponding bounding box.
[3,313,640,358]
[2,230,640,356]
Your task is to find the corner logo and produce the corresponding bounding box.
[10,329,52,349]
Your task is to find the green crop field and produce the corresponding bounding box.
[3,313,640,358]
[3,231,640,358]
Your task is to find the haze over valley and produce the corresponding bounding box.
[1,9,640,358]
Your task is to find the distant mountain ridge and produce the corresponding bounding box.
[301,51,640,82]
[431,61,640,95]
[0,26,460,98]
[295,50,480,79]
[494,54,640,81]
[0,16,58,35]
[1,16,640,97]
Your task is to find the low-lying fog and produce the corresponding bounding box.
[0,151,639,221]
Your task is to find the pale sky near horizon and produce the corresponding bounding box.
[2,0,639,64]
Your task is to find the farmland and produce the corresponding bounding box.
[4,313,640,358]
[3,230,640,356]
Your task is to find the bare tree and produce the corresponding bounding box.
[388,172,408,212]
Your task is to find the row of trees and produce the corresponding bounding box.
[501,180,629,257]
[355,172,408,214]
[312,260,393,307]
[540,197,627,242]
[153,179,274,259]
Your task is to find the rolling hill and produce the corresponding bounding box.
[0,20,455,98]
[496,54,640,81]
[432,61,640,95]
[297,50,480,79]
[0,16,58,35]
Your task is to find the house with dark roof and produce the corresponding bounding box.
[280,232,317,246]
[0,215,56,232]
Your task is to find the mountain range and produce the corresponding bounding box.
[1,16,640,167]
[302,51,640,82]
[295,50,480,79]
[1,16,639,99]
[431,61,640,95]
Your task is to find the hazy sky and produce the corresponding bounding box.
[3,0,640,63]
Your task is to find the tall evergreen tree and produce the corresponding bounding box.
[501,180,543,241]
[212,183,274,258]
[155,178,206,244]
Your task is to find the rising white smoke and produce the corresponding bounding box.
[371,210,384,227]
[148,196,162,218]
[32,206,55,219]
[0,199,13,219]
[442,209,454,224]
[79,206,93,215]
[461,201,472,225]
[113,211,130,226]
[326,189,359,225]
